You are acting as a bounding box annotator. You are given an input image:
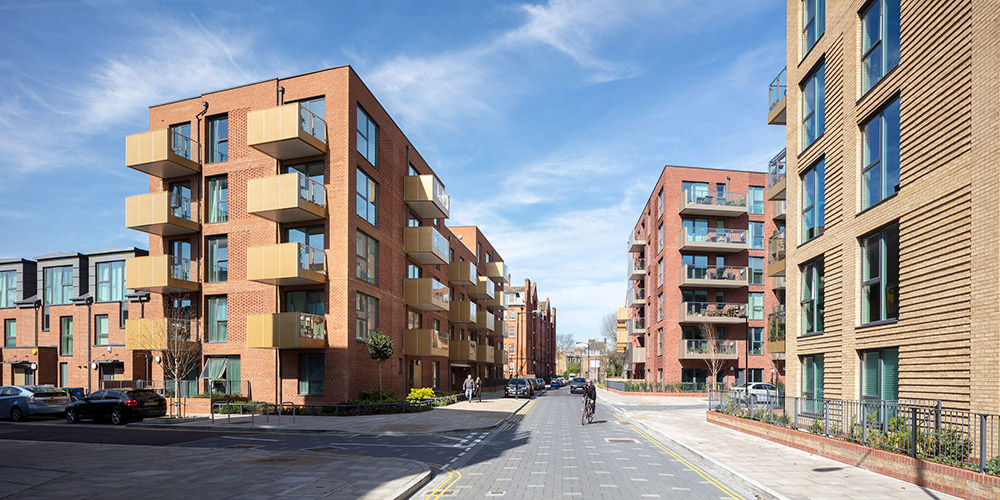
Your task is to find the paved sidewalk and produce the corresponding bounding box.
[0,439,428,500]
[599,389,961,500]
[134,391,532,434]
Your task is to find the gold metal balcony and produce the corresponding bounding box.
[677,339,739,360]
[247,102,327,160]
[126,318,198,350]
[449,300,477,324]
[678,302,748,324]
[494,317,505,335]
[247,242,326,285]
[247,172,326,222]
[404,175,450,219]
[494,348,507,365]
[486,261,509,284]
[476,344,492,363]
[485,292,508,312]
[474,310,496,332]
[125,191,200,236]
[469,276,495,300]
[448,261,476,286]
[678,189,748,217]
[246,312,326,349]
[678,227,747,253]
[125,128,201,178]
[404,226,449,266]
[449,339,476,362]
[125,255,199,294]
[403,278,449,312]
[403,329,450,357]
[678,265,748,288]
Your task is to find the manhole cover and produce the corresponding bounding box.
[226,444,260,449]
[605,438,639,444]
[305,446,342,453]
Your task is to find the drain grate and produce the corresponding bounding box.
[604,438,639,444]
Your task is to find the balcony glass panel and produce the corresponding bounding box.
[684,227,747,245]
[682,302,747,319]
[684,265,746,282]
[769,67,787,111]
[768,149,787,190]
[169,256,195,282]
[296,172,326,206]
[683,339,738,356]
[769,232,786,264]
[682,189,747,208]
[299,105,326,142]
[299,244,326,273]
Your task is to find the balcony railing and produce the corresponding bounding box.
[404,174,450,219]
[627,318,646,336]
[449,300,477,324]
[769,67,787,111]
[247,242,326,286]
[404,278,450,311]
[404,226,449,266]
[126,255,200,294]
[679,227,747,253]
[486,261,509,284]
[679,302,748,323]
[126,317,199,350]
[404,329,450,357]
[247,102,327,160]
[628,231,645,252]
[125,128,202,178]
[678,339,739,360]
[767,148,787,200]
[470,276,496,300]
[679,189,748,216]
[773,200,787,220]
[628,257,646,279]
[246,312,327,349]
[125,191,200,236]
[247,172,326,222]
[626,286,646,308]
[299,105,326,143]
[680,265,748,286]
[448,261,477,286]
[767,232,786,278]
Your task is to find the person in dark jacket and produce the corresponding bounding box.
[582,379,597,416]
[463,374,476,402]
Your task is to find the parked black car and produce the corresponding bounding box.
[505,378,533,398]
[65,389,167,425]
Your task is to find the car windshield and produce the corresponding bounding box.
[25,386,66,397]
[573,378,585,383]
[508,379,527,386]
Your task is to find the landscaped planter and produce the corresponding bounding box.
[707,411,1000,500]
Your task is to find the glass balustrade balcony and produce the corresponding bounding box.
[247,242,326,285]
[677,339,739,360]
[628,257,646,280]
[628,231,645,252]
[404,226,449,266]
[773,200,787,221]
[125,191,200,236]
[449,300,477,324]
[678,265,748,288]
[627,318,646,335]
[469,276,495,300]
[403,329,450,357]
[449,339,477,362]
[627,286,646,308]
[247,102,327,159]
[404,174,450,219]
[768,66,787,125]
[125,128,201,178]
[767,306,786,360]
[404,278,450,311]
[448,260,477,286]
[767,148,787,201]
[475,310,496,332]
[486,261,509,284]
[678,302,748,324]
[678,227,748,252]
[246,312,327,349]
[679,189,748,217]
[247,172,326,222]
[767,232,786,277]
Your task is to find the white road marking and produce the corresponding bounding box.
[221,436,277,442]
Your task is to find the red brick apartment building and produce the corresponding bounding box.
[624,165,784,389]
[112,65,508,404]
[502,279,557,379]
[0,248,148,392]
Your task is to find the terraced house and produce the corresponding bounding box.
[771,0,1000,413]
[119,66,508,404]
[624,165,784,389]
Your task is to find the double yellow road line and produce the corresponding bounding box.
[614,413,746,500]
[501,399,536,431]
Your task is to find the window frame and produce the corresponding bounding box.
[860,0,901,95]
[206,235,228,283]
[356,105,378,168]
[0,270,16,308]
[801,354,825,413]
[95,314,109,346]
[749,327,764,355]
[44,266,74,306]
[861,98,901,210]
[355,168,378,226]
[60,316,73,356]
[298,353,325,396]
[749,221,764,250]
[801,158,826,243]
[355,292,379,342]
[749,257,764,285]
[800,256,825,335]
[206,175,229,223]
[860,347,899,402]
[801,62,826,151]
[3,319,15,347]
[802,0,825,58]
[749,292,764,320]
[860,222,899,326]
[355,231,378,285]
[207,295,228,343]
[748,186,765,215]
[95,261,125,303]
[206,114,229,164]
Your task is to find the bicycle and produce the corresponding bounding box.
[581,397,595,425]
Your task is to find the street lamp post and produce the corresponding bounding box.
[742,313,749,401]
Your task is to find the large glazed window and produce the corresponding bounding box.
[0,270,14,307]
[356,168,378,226]
[356,105,378,167]
[860,222,899,324]
[207,236,228,283]
[207,296,228,343]
[801,158,825,242]
[801,63,826,150]
[207,175,229,223]
[298,353,325,396]
[802,0,825,56]
[800,257,824,334]
[801,354,824,413]
[44,266,73,306]
[861,0,901,94]
[355,292,378,341]
[206,114,229,163]
[96,261,125,302]
[861,347,898,402]
[356,231,378,285]
[861,98,901,209]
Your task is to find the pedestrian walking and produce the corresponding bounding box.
[475,376,483,402]
[463,374,475,402]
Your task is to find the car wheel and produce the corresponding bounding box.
[110,409,126,425]
[66,409,78,424]
[10,406,25,422]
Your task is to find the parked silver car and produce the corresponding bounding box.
[0,385,70,421]
[730,383,782,404]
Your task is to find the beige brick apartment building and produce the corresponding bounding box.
[772,0,1000,413]
[625,165,784,389]
[115,66,509,404]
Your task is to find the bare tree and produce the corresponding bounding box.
[598,312,625,379]
[599,312,617,346]
[556,333,575,352]
[699,322,725,391]
[158,294,201,418]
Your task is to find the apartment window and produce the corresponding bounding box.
[748,368,763,384]
[4,319,14,347]
[207,296,228,343]
[657,189,663,216]
[801,63,826,150]
[749,292,764,320]
[432,361,439,390]
[44,266,73,306]
[801,158,826,242]
[658,258,664,287]
[802,0,825,56]
[749,257,764,285]
[60,316,73,356]
[861,222,899,324]
[748,186,764,215]
[862,98,901,209]
[861,347,898,402]
[682,181,709,202]
[657,223,664,251]
[207,114,229,163]
[0,270,15,307]
[95,261,125,302]
[407,311,422,330]
[801,257,825,334]
[95,315,109,346]
[169,122,192,158]
[207,175,229,223]
[59,362,68,387]
[355,293,378,341]
[657,328,663,356]
[801,354,825,412]
[657,294,663,321]
[299,353,325,395]
[207,235,228,283]
[285,290,325,316]
[200,356,241,392]
[356,105,378,167]
[407,264,421,279]
[356,231,378,285]
[356,168,378,226]
[749,222,764,250]
[749,327,763,355]
[861,0,901,94]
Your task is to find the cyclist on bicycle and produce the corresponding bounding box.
[582,379,597,416]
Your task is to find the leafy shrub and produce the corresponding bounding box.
[774,412,790,428]
[357,389,396,402]
[921,428,973,462]
[808,418,824,435]
[407,387,435,400]
[985,456,1000,476]
[216,401,267,415]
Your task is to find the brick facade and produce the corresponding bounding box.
[502,278,557,379]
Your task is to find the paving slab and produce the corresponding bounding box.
[0,439,428,500]
[599,388,961,500]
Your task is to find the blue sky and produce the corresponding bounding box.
[0,0,786,344]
